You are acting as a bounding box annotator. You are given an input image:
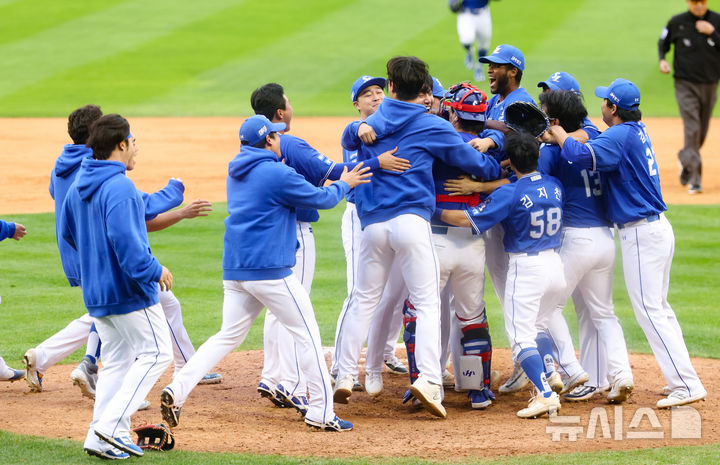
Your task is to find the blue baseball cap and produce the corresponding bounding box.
[239,115,286,146]
[350,75,386,102]
[594,78,641,110]
[479,44,525,71]
[431,77,445,98]
[537,71,580,93]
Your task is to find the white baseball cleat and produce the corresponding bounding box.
[442,369,455,389]
[547,371,564,394]
[365,373,383,397]
[657,388,707,409]
[561,370,590,394]
[607,377,634,404]
[384,355,408,375]
[499,362,530,394]
[410,373,446,418]
[517,392,560,419]
[333,374,354,404]
[23,348,43,392]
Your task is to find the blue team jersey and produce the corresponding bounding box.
[343,147,358,203]
[466,172,564,253]
[560,121,666,225]
[538,143,611,228]
[463,0,489,9]
[480,87,536,162]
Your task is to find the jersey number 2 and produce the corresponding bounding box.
[530,207,562,239]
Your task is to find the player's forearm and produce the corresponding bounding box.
[146,210,184,232]
[437,209,472,228]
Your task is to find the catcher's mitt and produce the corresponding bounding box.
[504,101,550,138]
[448,0,463,13]
[132,423,175,451]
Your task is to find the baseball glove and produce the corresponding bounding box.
[504,101,550,138]
[448,0,463,13]
[132,423,175,451]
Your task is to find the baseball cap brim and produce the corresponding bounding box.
[537,81,560,91]
[594,86,610,100]
[478,56,509,65]
[268,121,287,133]
[353,77,386,101]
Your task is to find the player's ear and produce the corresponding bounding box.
[274,108,284,122]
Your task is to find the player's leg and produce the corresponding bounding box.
[619,217,705,406]
[93,304,172,443]
[674,79,704,189]
[0,354,24,381]
[335,220,394,399]
[159,289,194,374]
[473,7,492,81]
[70,322,101,399]
[167,280,265,408]
[456,10,476,70]
[258,275,344,427]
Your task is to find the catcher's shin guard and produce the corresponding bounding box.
[402,299,419,383]
[459,310,492,388]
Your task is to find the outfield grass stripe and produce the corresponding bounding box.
[0,0,244,102]
[126,0,453,116]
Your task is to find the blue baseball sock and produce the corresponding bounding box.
[535,331,556,375]
[517,347,552,398]
[85,323,101,365]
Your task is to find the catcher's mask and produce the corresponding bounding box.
[442,82,488,122]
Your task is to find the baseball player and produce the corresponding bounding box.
[438,130,566,418]
[251,83,409,413]
[1,219,27,382]
[536,90,634,403]
[333,56,501,418]
[546,78,707,408]
[24,105,220,399]
[61,114,174,459]
[331,75,409,397]
[160,115,369,432]
[450,0,493,81]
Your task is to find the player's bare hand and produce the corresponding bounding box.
[377,147,410,172]
[545,125,569,146]
[469,137,495,153]
[444,175,482,195]
[179,199,213,219]
[696,20,715,35]
[659,59,671,74]
[159,266,173,291]
[339,163,372,188]
[358,122,377,145]
[12,223,26,240]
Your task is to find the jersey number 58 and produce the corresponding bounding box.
[529,207,562,238]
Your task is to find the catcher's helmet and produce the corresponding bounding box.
[442,83,488,122]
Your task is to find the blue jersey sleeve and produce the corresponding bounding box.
[425,123,502,181]
[341,121,363,152]
[465,185,513,234]
[272,167,350,210]
[282,136,335,186]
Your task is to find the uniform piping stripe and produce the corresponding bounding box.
[510,260,520,349]
[167,319,189,364]
[282,278,329,423]
[333,209,357,375]
[111,308,162,436]
[634,228,691,395]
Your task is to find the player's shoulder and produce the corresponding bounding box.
[507,88,536,105]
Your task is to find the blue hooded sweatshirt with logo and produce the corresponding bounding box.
[223,145,349,281]
[60,158,163,317]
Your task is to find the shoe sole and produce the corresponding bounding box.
[471,400,492,409]
[71,372,96,400]
[517,404,560,419]
[160,390,180,428]
[23,353,42,392]
[197,376,222,385]
[257,386,287,408]
[657,393,706,409]
[409,384,447,419]
[94,431,143,457]
[276,390,308,416]
[333,387,352,404]
[549,380,564,394]
[608,384,634,404]
[305,419,352,432]
[564,391,596,402]
[84,447,129,460]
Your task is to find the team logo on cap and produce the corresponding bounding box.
[492,45,502,55]
[510,56,522,67]
[550,72,562,83]
[258,125,268,137]
[362,75,371,82]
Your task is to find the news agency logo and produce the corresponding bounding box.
[546,406,702,442]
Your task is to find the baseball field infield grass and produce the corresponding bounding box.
[0,0,710,118]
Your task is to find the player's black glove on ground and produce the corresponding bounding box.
[133,423,175,451]
[504,101,550,138]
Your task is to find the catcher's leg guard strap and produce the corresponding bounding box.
[402,299,419,383]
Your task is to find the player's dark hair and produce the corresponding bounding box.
[68,105,103,145]
[251,83,286,120]
[606,99,642,122]
[240,132,278,149]
[455,116,485,134]
[386,56,433,101]
[506,130,539,173]
[87,114,130,160]
[539,91,587,133]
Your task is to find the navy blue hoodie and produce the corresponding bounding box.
[50,144,184,286]
[223,145,349,281]
[353,97,501,228]
[61,158,162,317]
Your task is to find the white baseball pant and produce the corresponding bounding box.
[166,277,336,423]
[85,303,172,447]
[617,214,704,396]
[260,221,313,396]
[457,6,492,52]
[0,355,17,379]
[336,214,442,385]
[484,223,508,309]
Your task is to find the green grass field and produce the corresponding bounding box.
[1,0,719,462]
[0,0,706,117]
